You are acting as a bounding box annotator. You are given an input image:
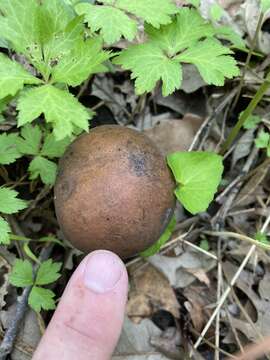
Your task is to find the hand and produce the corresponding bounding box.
[33,250,128,360]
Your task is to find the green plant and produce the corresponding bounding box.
[0,0,240,310]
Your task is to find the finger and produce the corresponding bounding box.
[33,250,128,360]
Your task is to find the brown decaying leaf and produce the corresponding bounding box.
[127,264,180,322]
[144,114,204,155]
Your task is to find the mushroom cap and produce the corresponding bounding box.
[54,125,176,258]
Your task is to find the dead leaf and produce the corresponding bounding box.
[127,264,179,322]
[183,286,215,333]
[113,317,172,359]
[223,261,270,341]
[148,250,216,288]
[144,115,203,155]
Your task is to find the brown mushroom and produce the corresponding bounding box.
[54,125,175,258]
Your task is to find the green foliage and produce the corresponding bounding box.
[0,217,11,245]
[114,8,239,96]
[10,258,61,312]
[35,259,62,285]
[29,287,56,312]
[0,54,42,99]
[0,133,22,164]
[243,114,262,129]
[0,187,27,214]
[140,215,176,257]
[261,0,270,13]
[75,0,177,44]
[167,152,224,214]
[9,259,34,286]
[16,124,70,185]
[17,85,90,140]
[255,231,270,245]
[255,130,270,156]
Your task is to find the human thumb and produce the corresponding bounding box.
[33,250,128,360]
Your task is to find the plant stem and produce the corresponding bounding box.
[231,12,264,111]
[220,72,270,155]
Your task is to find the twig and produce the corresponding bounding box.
[191,213,270,356]
[0,244,54,359]
[189,88,238,151]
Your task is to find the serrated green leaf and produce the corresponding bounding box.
[29,156,57,185]
[0,187,27,214]
[0,0,41,55]
[261,0,270,13]
[51,37,110,86]
[114,43,182,96]
[214,26,245,48]
[0,53,41,99]
[29,286,56,312]
[16,124,42,156]
[35,259,62,286]
[0,216,10,245]
[17,85,90,140]
[167,152,223,214]
[9,259,34,287]
[255,130,270,148]
[140,215,176,257]
[0,133,22,165]
[76,3,137,44]
[243,114,261,129]
[41,133,71,158]
[146,8,215,55]
[116,0,178,27]
[176,39,239,86]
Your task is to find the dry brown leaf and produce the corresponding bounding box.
[127,264,180,322]
[144,115,203,155]
[223,261,270,341]
[183,286,215,333]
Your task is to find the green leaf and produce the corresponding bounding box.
[116,0,178,27]
[35,259,62,286]
[0,216,10,245]
[0,53,41,99]
[41,133,71,158]
[114,8,239,95]
[17,85,90,140]
[146,8,215,55]
[243,114,261,129]
[200,238,210,251]
[75,3,137,44]
[186,0,200,7]
[167,152,223,214]
[9,259,34,287]
[0,0,41,55]
[29,156,57,185]
[255,231,269,245]
[140,215,176,257]
[215,26,245,48]
[176,39,239,86]
[261,0,270,13]
[51,37,110,86]
[0,187,27,214]
[41,15,85,79]
[0,133,22,165]
[114,43,182,96]
[16,124,42,156]
[255,130,270,149]
[29,286,56,312]
[210,3,224,21]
